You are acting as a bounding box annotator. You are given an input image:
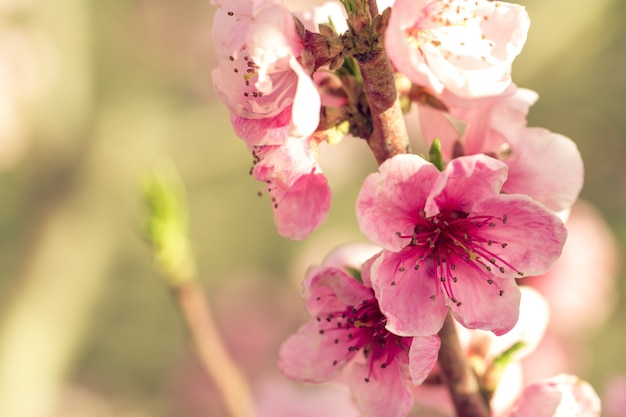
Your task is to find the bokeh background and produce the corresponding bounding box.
[0,0,624,416]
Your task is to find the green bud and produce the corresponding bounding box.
[428,138,445,171]
[141,161,196,286]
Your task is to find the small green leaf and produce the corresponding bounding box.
[428,138,444,171]
[492,341,527,368]
[345,266,363,283]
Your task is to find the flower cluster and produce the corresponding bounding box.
[209,0,597,416]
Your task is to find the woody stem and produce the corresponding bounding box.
[437,313,490,417]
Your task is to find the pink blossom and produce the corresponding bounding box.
[356,154,567,337]
[251,137,331,240]
[210,0,320,143]
[522,201,619,337]
[418,86,584,213]
[255,377,361,417]
[603,375,626,417]
[279,244,441,417]
[507,374,601,417]
[385,0,530,98]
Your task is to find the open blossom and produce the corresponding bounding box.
[210,0,320,142]
[251,137,331,240]
[385,0,529,98]
[356,154,567,337]
[279,244,440,417]
[418,85,584,214]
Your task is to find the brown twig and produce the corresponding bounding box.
[437,313,490,417]
[174,281,258,417]
[357,49,410,165]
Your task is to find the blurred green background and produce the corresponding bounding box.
[0,0,624,416]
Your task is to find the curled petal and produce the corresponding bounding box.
[425,154,508,217]
[408,335,440,385]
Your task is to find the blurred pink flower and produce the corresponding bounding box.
[210,0,320,142]
[385,0,529,99]
[418,86,583,213]
[279,244,440,417]
[603,375,626,417]
[255,376,360,417]
[507,374,601,417]
[356,154,567,337]
[522,201,619,337]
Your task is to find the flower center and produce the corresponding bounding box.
[316,298,410,382]
[395,209,524,306]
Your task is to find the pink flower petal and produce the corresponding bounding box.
[469,194,567,278]
[272,171,331,240]
[304,266,374,315]
[447,260,521,335]
[504,128,584,213]
[357,154,439,252]
[349,360,413,417]
[509,374,601,417]
[408,335,441,385]
[425,154,508,217]
[279,320,350,383]
[371,250,447,337]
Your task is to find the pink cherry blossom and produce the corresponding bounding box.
[523,201,619,337]
[507,374,601,417]
[279,244,441,417]
[210,0,320,143]
[356,154,567,337]
[385,0,530,98]
[251,137,331,240]
[418,85,584,213]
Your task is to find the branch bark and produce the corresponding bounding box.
[437,313,490,417]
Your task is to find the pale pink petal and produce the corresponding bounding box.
[509,374,601,417]
[408,335,440,385]
[524,201,619,336]
[425,154,508,217]
[231,106,292,146]
[295,1,349,33]
[279,320,351,383]
[485,287,550,360]
[371,250,447,337]
[357,154,439,251]
[349,360,413,417]
[304,266,374,315]
[254,376,361,417]
[320,243,383,275]
[447,260,521,335]
[386,0,529,98]
[289,55,321,137]
[469,194,567,279]
[272,171,331,240]
[418,105,461,161]
[504,128,584,213]
[491,363,525,417]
